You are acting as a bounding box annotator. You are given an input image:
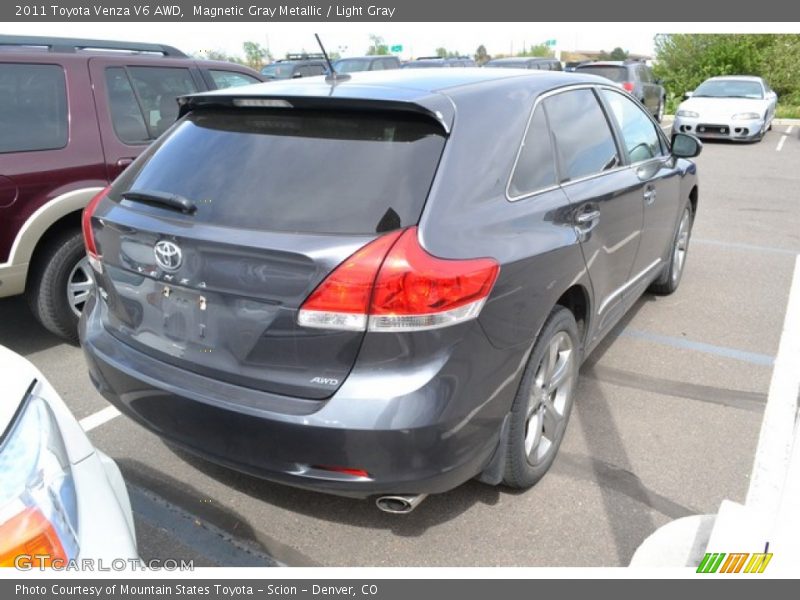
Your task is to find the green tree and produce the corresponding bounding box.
[474,44,490,65]
[366,34,389,56]
[242,41,270,70]
[435,47,461,58]
[652,34,798,108]
[517,43,553,58]
[200,49,244,64]
[609,47,629,60]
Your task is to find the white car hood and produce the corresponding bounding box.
[679,97,768,120]
[0,345,38,433]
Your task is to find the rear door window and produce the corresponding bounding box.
[112,109,447,235]
[544,89,620,182]
[105,66,198,144]
[0,63,68,153]
[508,106,557,198]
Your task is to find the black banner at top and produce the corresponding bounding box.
[3,0,800,21]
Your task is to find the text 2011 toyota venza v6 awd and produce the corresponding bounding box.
[80,69,701,513]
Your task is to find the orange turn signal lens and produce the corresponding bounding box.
[0,507,67,568]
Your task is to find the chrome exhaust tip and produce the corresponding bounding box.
[375,494,428,514]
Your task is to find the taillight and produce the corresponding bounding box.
[82,185,110,273]
[622,82,635,93]
[298,227,499,332]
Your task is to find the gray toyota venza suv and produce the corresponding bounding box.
[80,69,701,513]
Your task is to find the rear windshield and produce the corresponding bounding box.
[574,65,628,83]
[111,109,446,234]
[334,59,370,73]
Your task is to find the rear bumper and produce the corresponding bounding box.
[80,297,518,498]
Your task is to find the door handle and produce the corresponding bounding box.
[115,157,135,169]
[575,210,600,225]
[643,187,657,204]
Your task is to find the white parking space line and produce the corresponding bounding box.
[79,405,121,432]
[776,125,793,152]
[746,255,800,512]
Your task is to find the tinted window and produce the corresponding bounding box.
[105,67,149,144]
[0,63,68,153]
[106,66,197,143]
[601,89,664,163]
[574,65,627,83]
[335,58,370,73]
[128,66,197,138]
[544,89,619,182]
[260,64,294,79]
[637,65,652,83]
[509,107,557,198]
[302,64,326,76]
[112,110,446,234]
[209,70,260,89]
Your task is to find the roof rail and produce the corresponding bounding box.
[283,52,325,61]
[0,34,187,57]
[415,56,444,60]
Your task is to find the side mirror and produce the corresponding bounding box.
[683,91,694,99]
[672,133,703,159]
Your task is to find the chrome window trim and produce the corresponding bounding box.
[506,83,629,203]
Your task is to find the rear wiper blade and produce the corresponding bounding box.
[121,190,197,215]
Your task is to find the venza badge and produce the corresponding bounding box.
[154,240,182,272]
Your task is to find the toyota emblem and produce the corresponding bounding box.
[154,240,182,272]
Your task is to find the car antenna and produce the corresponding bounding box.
[316,33,350,84]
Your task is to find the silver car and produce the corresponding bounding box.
[672,76,777,142]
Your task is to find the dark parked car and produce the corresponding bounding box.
[484,57,562,71]
[260,54,328,80]
[333,56,401,73]
[80,69,701,513]
[402,56,477,68]
[0,35,263,341]
[574,60,666,122]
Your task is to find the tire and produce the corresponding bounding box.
[649,202,694,295]
[502,306,580,489]
[26,229,93,344]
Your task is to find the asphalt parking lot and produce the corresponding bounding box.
[1,123,798,567]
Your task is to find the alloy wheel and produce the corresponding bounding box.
[525,331,575,465]
[66,257,94,317]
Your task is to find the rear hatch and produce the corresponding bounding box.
[91,107,446,399]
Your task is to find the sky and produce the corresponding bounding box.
[7,22,800,61]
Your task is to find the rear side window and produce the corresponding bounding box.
[112,109,446,235]
[575,65,627,83]
[105,66,198,144]
[0,64,67,153]
[508,106,557,198]
[209,70,260,89]
[544,89,620,182]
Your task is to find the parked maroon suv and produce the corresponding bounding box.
[0,35,263,341]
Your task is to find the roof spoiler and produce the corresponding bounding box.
[176,94,454,134]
